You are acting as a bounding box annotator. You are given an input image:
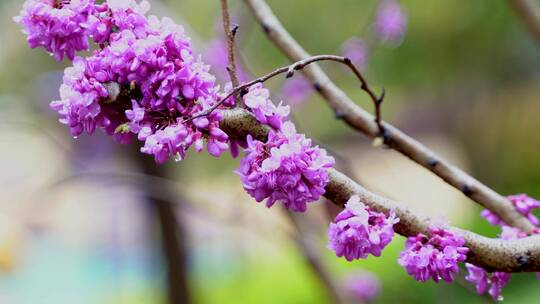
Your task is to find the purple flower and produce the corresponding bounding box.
[499,225,528,241]
[508,194,540,225]
[341,37,369,70]
[236,121,334,212]
[38,0,229,163]
[465,264,489,295]
[374,0,407,44]
[398,226,468,283]
[140,123,189,164]
[344,271,381,302]
[481,194,540,227]
[243,84,290,130]
[49,57,109,136]
[14,0,97,61]
[465,264,511,301]
[280,75,312,105]
[328,195,398,261]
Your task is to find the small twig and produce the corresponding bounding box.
[374,87,386,139]
[220,0,241,104]
[187,54,379,122]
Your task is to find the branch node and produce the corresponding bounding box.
[461,184,474,196]
[334,110,346,119]
[516,255,530,267]
[286,70,295,78]
[261,23,270,33]
[377,87,386,105]
[427,157,439,168]
[231,24,239,37]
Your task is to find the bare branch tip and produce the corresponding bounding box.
[378,87,386,104]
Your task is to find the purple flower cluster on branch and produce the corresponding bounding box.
[14,0,102,61]
[327,195,398,261]
[236,121,334,212]
[398,226,468,283]
[465,263,511,302]
[482,194,540,228]
[243,84,290,129]
[467,194,540,300]
[17,0,229,163]
[464,227,524,301]
[18,1,540,302]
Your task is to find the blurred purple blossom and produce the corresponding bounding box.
[344,271,381,302]
[205,38,249,83]
[280,75,312,105]
[374,0,407,44]
[341,37,369,70]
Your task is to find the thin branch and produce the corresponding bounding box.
[220,108,540,273]
[188,54,382,122]
[220,0,241,103]
[508,0,540,47]
[242,0,536,233]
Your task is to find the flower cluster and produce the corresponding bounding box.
[465,264,510,302]
[341,37,369,70]
[243,84,290,130]
[374,0,408,44]
[18,0,229,163]
[327,195,398,261]
[398,226,468,283]
[14,0,104,61]
[344,271,381,303]
[465,226,529,301]
[472,193,540,299]
[236,121,334,212]
[482,194,540,227]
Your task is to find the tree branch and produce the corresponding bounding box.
[242,0,536,233]
[508,0,540,47]
[220,108,540,273]
[220,0,241,103]
[189,54,383,122]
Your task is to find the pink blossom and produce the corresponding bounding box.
[374,0,407,44]
[398,226,468,283]
[328,195,398,261]
[243,84,290,130]
[237,121,334,212]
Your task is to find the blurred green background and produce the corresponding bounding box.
[1,0,539,303]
